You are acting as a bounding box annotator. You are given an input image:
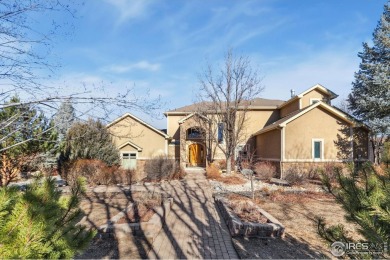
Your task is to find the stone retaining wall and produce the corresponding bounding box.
[215,196,284,238]
[98,198,173,243]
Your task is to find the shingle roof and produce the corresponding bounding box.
[166,98,285,113]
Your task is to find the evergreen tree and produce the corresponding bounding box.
[53,101,76,142]
[318,163,390,258]
[63,118,120,166]
[382,141,390,167]
[0,96,58,186]
[349,2,390,164]
[0,177,94,258]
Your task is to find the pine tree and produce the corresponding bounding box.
[0,177,95,258]
[63,118,120,166]
[349,2,390,164]
[0,96,58,186]
[53,101,76,142]
[318,163,390,258]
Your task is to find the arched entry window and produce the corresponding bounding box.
[187,127,204,139]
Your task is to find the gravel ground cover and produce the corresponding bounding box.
[212,176,362,259]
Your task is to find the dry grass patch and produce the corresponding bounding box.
[224,191,362,258]
[206,163,247,185]
[227,199,268,223]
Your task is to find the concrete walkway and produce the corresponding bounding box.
[147,169,239,259]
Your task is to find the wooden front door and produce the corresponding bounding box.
[189,143,204,166]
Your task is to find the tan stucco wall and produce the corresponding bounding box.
[244,110,280,133]
[166,110,281,162]
[301,89,331,108]
[108,116,167,159]
[284,107,351,160]
[255,129,281,159]
[280,99,300,118]
[167,114,187,140]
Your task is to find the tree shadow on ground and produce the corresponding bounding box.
[232,234,326,259]
[148,171,236,259]
[74,186,158,259]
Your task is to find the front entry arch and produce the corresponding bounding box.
[188,143,205,167]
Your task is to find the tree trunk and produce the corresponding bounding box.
[226,155,232,175]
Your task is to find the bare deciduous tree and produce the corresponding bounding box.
[197,50,263,174]
[0,1,161,183]
[0,1,161,141]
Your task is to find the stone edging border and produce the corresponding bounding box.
[98,198,173,243]
[215,196,285,238]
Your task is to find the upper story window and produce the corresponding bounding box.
[217,123,224,143]
[187,127,204,139]
[310,98,322,105]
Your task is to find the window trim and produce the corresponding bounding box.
[121,151,138,169]
[312,139,324,160]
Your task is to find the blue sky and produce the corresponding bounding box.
[39,0,387,128]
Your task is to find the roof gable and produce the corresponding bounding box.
[178,113,209,124]
[297,84,338,99]
[118,141,143,152]
[107,113,170,139]
[254,102,366,136]
[278,84,338,109]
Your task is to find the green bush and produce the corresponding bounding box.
[61,119,120,167]
[0,177,94,258]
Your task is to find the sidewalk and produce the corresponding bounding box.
[148,169,238,259]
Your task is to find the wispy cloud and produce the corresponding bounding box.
[103,0,156,24]
[261,48,361,101]
[103,61,161,73]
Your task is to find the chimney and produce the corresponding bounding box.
[290,89,296,98]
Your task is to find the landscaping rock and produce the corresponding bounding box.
[270,178,290,186]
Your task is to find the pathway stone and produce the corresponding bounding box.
[148,169,239,259]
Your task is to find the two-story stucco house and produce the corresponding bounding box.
[108,84,370,176]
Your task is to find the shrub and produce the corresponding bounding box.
[254,161,276,180]
[217,160,227,170]
[114,168,140,184]
[144,155,185,181]
[319,162,340,183]
[64,159,115,186]
[284,167,305,185]
[64,159,145,185]
[206,163,221,179]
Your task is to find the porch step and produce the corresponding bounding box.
[185,167,205,173]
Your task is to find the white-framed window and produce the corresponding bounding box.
[312,139,324,160]
[310,98,322,105]
[122,152,137,169]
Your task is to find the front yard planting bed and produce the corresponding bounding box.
[215,195,285,238]
[223,191,363,259]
